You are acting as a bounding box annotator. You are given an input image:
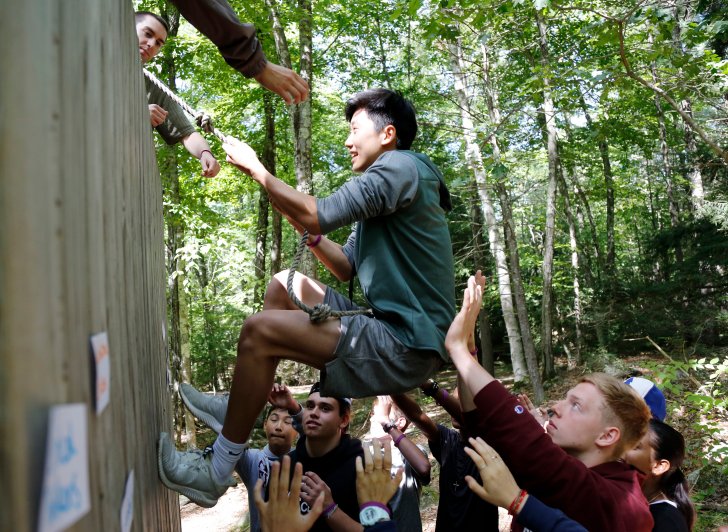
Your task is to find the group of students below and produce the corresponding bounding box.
[172,332,696,532]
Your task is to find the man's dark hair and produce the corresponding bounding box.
[345,89,418,150]
[264,405,290,422]
[135,11,170,35]
[309,381,351,417]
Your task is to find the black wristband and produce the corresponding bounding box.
[424,380,439,397]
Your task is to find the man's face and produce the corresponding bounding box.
[136,15,167,64]
[264,408,297,454]
[344,109,390,173]
[303,392,347,440]
[546,382,610,454]
[623,430,654,475]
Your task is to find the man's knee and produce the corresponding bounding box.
[237,312,277,356]
[263,270,292,309]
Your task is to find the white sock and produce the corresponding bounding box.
[211,434,245,484]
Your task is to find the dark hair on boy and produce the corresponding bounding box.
[309,381,351,417]
[135,11,170,35]
[650,419,696,531]
[345,89,418,150]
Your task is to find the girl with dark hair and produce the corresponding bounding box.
[625,419,696,532]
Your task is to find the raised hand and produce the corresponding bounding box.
[255,455,323,532]
[222,137,266,179]
[356,437,403,508]
[463,437,522,510]
[445,271,486,360]
[254,62,309,105]
[268,383,299,413]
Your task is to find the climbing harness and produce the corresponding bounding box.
[145,69,369,323]
[287,232,372,323]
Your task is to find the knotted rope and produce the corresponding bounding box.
[143,68,228,143]
[287,232,372,323]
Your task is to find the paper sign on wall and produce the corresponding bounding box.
[120,470,135,532]
[90,331,110,414]
[38,403,91,532]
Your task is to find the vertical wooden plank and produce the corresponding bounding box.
[0,0,64,529]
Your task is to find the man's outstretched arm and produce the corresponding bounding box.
[223,138,320,232]
[170,0,308,104]
[390,393,439,442]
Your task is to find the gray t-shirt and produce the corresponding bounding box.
[235,445,280,532]
[317,150,419,234]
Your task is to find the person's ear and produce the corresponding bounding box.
[340,411,351,430]
[652,459,671,476]
[380,124,397,149]
[595,426,620,449]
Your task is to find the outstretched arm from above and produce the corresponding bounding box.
[254,62,309,105]
[181,132,220,177]
[390,393,439,442]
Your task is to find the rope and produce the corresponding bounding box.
[287,232,372,323]
[144,70,368,323]
[143,68,229,143]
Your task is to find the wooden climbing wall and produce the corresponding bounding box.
[0,0,180,530]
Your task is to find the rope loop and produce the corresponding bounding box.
[287,231,372,322]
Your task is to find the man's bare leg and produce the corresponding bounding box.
[222,270,341,443]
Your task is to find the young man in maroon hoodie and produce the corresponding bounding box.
[445,272,653,532]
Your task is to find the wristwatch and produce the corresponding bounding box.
[359,504,391,526]
[382,422,396,434]
[423,379,439,397]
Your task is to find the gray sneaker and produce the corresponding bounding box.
[179,383,229,434]
[157,432,236,508]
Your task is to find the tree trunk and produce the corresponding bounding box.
[578,95,613,278]
[671,4,705,210]
[158,5,196,447]
[480,39,543,398]
[650,39,683,264]
[536,9,558,379]
[254,92,276,308]
[265,0,316,276]
[681,99,705,211]
[557,160,583,367]
[270,210,282,275]
[449,37,527,382]
[468,185,495,375]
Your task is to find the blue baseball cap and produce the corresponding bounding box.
[625,377,667,421]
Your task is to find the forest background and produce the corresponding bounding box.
[136,0,727,526]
